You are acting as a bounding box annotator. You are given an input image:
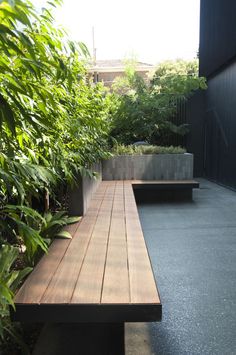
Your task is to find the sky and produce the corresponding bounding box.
[37,0,200,65]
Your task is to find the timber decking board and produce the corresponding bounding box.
[13,180,164,322]
[101,181,130,304]
[71,183,116,303]
[14,223,77,304]
[41,183,110,304]
[124,181,160,304]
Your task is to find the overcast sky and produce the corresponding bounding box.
[37,0,200,65]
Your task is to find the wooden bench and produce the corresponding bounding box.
[132,179,199,202]
[11,179,199,324]
[11,180,162,323]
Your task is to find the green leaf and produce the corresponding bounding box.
[0,24,17,38]
[66,216,81,224]
[55,230,72,239]
[11,267,32,292]
[78,42,90,57]
[0,245,18,278]
[0,93,16,134]
[5,205,46,225]
[0,283,14,308]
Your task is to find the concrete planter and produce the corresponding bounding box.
[68,162,102,216]
[68,154,193,216]
[102,153,193,180]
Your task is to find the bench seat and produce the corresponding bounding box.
[11,181,162,323]
[132,179,199,202]
[131,179,199,188]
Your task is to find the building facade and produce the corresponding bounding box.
[89,60,154,88]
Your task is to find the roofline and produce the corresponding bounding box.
[88,65,154,73]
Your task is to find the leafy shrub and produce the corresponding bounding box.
[1,206,81,264]
[0,0,110,349]
[0,244,32,353]
[112,144,186,155]
[109,59,206,145]
[0,0,110,258]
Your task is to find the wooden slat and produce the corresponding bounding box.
[71,183,116,304]
[40,183,108,304]
[124,181,160,304]
[101,181,130,304]
[14,222,78,304]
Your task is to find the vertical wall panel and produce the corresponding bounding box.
[186,90,205,177]
[199,0,236,77]
[204,60,236,189]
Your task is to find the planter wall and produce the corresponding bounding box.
[102,153,193,180]
[68,162,102,216]
[68,154,193,216]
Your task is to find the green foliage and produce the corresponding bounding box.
[0,244,32,353]
[112,59,147,95]
[151,59,207,94]
[112,144,186,156]
[109,59,206,145]
[0,0,110,349]
[40,211,81,240]
[1,206,80,264]
[0,0,110,258]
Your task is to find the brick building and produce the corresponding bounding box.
[89,59,154,88]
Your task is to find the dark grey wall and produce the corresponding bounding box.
[203,60,236,189]
[199,0,236,77]
[186,90,205,177]
[68,162,102,216]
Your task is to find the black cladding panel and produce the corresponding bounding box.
[204,59,236,189]
[199,0,236,77]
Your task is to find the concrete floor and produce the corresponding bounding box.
[34,179,236,355]
[137,178,236,355]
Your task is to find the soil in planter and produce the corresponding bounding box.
[0,322,43,355]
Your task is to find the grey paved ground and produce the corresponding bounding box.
[136,178,236,355]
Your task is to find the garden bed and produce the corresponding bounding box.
[102,153,193,181]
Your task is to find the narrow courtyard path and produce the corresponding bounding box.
[134,179,236,355]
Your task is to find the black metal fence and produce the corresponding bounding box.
[159,90,206,177]
[158,95,188,148]
[170,97,187,147]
